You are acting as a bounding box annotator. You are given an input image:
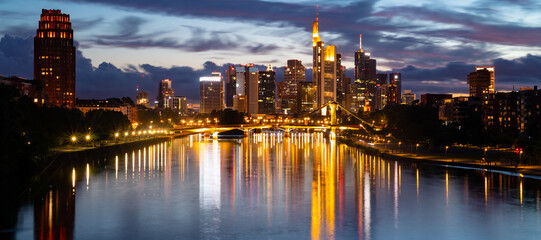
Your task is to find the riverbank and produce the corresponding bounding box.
[339,137,541,178]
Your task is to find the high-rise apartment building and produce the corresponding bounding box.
[258,65,276,114]
[354,34,377,112]
[468,67,495,97]
[200,72,224,113]
[34,9,76,108]
[313,8,337,113]
[157,79,174,109]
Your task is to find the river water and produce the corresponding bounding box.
[11,133,541,239]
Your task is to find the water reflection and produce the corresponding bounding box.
[11,133,541,239]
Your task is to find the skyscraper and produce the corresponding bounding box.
[34,9,76,108]
[389,72,402,103]
[354,34,377,112]
[258,65,276,114]
[200,72,224,113]
[336,54,346,104]
[297,81,317,114]
[225,65,237,108]
[468,67,495,97]
[157,79,174,109]
[235,64,259,114]
[313,8,337,113]
[282,59,305,114]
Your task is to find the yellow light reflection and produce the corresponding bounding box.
[72,168,76,188]
[416,169,419,197]
[520,180,523,205]
[86,163,89,187]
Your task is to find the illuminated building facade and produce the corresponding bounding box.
[233,95,247,113]
[76,98,138,123]
[468,67,495,97]
[402,90,416,105]
[225,65,237,108]
[157,79,174,109]
[389,72,402,103]
[235,64,259,114]
[312,8,337,112]
[282,59,305,114]
[354,34,377,112]
[171,96,188,116]
[200,72,224,113]
[136,91,150,108]
[297,81,316,114]
[336,54,346,105]
[34,9,76,108]
[258,65,276,114]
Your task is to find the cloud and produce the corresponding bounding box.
[392,54,541,94]
[2,34,540,105]
[0,34,33,78]
[72,17,104,31]
[58,0,541,71]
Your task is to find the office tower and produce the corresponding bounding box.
[157,79,174,109]
[233,95,247,113]
[171,96,188,116]
[258,65,276,114]
[34,9,76,108]
[312,8,337,112]
[235,64,258,114]
[136,91,150,108]
[402,90,416,105]
[376,73,388,85]
[284,59,305,97]
[283,59,305,114]
[387,84,398,105]
[336,54,346,104]
[225,65,236,108]
[296,81,316,114]
[354,34,377,112]
[200,72,224,113]
[389,72,402,103]
[468,67,495,97]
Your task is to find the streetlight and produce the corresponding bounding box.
[71,136,77,150]
[445,146,449,161]
[416,143,420,156]
[398,142,402,153]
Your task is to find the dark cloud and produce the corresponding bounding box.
[1,25,34,38]
[2,35,540,105]
[0,35,33,78]
[392,54,541,94]
[57,0,541,70]
[72,17,104,31]
[87,17,278,54]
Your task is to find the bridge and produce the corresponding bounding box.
[175,101,377,138]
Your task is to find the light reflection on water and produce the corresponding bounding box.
[14,133,541,240]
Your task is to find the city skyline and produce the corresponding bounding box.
[0,0,541,103]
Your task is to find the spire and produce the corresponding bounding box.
[359,34,362,50]
[312,5,321,46]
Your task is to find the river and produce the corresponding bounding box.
[10,133,541,239]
